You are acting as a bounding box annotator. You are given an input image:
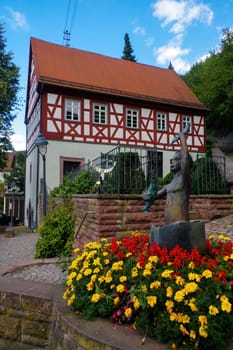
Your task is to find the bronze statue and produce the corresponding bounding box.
[143,125,191,225]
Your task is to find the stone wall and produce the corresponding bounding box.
[72,194,233,249]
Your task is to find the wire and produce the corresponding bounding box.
[63,0,78,46]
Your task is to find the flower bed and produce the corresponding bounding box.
[63,233,233,350]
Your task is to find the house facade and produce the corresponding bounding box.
[25,38,209,228]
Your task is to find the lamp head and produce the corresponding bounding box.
[35,133,48,155]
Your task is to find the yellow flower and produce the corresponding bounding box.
[91,274,97,282]
[91,293,101,303]
[184,282,198,294]
[165,300,174,313]
[133,296,140,310]
[145,262,152,270]
[179,324,189,336]
[147,295,157,308]
[150,281,161,289]
[114,296,120,306]
[209,305,219,316]
[161,269,174,278]
[67,294,75,306]
[98,276,105,283]
[93,267,100,274]
[166,286,173,297]
[141,285,148,292]
[63,289,68,300]
[188,261,195,269]
[126,252,132,258]
[220,296,232,313]
[86,282,94,291]
[190,330,196,340]
[199,326,208,338]
[76,273,83,281]
[202,269,212,279]
[188,273,201,282]
[84,268,92,276]
[119,275,127,283]
[198,315,207,325]
[208,235,214,240]
[116,284,125,293]
[124,307,133,318]
[131,267,138,278]
[174,290,185,302]
[143,269,152,277]
[175,276,185,286]
[111,261,123,271]
[148,255,159,263]
[104,258,110,265]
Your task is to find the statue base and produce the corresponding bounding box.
[150,221,206,253]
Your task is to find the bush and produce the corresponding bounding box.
[35,201,75,258]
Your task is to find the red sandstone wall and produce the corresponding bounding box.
[72,194,233,249]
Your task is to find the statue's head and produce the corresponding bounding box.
[170,151,181,173]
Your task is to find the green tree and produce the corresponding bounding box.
[182,28,233,136]
[4,151,25,192]
[0,24,20,167]
[121,33,137,62]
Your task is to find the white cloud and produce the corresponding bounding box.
[11,134,26,151]
[133,26,146,35]
[154,43,191,73]
[151,0,213,35]
[4,7,29,31]
[145,36,155,47]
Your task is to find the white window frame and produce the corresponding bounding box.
[93,103,108,124]
[126,108,139,129]
[64,99,81,121]
[182,115,192,133]
[156,112,167,131]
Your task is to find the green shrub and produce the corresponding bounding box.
[35,201,75,258]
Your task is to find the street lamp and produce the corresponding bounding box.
[35,133,48,216]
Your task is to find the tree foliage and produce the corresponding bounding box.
[182,28,233,136]
[4,151,25,192]
[0,23,20,167]
[121,33,137,62]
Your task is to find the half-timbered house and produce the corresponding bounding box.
[25,37,209,227]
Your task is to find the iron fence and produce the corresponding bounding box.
[79,145,229,195]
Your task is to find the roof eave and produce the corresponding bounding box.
[39,76,210,113]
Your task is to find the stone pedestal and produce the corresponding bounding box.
[150,220,206,253]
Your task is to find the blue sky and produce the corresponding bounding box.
[1,0,233,150]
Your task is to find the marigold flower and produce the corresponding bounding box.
[174,289,185,302]
[114,296,120,305]
[202,269,212,279]
[112,261,123,271]
[175,276,185,286]
[190,330,196,340]
[143,269,152,277]
[199,326,208,338]
[124,307,132,318]
[91,293,101,303]
[86,282,94,291]
[198,315,207,325]
[184,282,198,294]
[76,273,83,281]
[150,281,161,289]
[220,296,232,313]
[188,272,201,282]
[133,296,140,310]
[147,295,157,308]
[67,294,75,306]
[148,255,159,263]
[119,275,127,283]
[84,268,92,276]
[141,285,148,292]
[165,300,174,312]
[131,267,138,278]
[63,289,68,300]
[209,305,219,316]
[179,324,189,335]
[166,286,173,297]
[161,269,174,278]
[93,267,100,274]
[116,284,125,293]
[188,261,195,269]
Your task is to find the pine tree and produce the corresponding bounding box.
[0,23,20,168]
[121,33,137,62]
[168,61,174,70]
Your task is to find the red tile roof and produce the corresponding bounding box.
[30,38,208,111]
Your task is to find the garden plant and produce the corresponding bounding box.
[64,233,233,350]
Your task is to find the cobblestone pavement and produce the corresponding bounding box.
[0,215,233,284]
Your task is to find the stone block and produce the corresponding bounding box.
[150,221,206,253]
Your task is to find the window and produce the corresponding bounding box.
[65,99,81,121]
[126,108,139,128]
[182,115,192,132]
[63,161,81,179]
[93,103,108,124]
[156,112,167,131]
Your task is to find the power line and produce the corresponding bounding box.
[63,0,78,47]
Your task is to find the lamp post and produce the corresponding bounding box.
[35,133,48,217]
